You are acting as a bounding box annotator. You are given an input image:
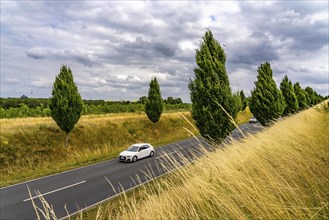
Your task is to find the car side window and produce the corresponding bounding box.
[143,145,149,149]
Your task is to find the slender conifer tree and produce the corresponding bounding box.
[294,82,308,110]
[145,77,163,132]
[50,65,83,147]
[239,90,248,111]
[189,30,240,142]
[280,75,299,115]
[249,62,285,126]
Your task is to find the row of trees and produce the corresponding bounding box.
[0,97,184,110]
[248,62,323,126]
[0,97,51,109]
[189,30,325,142]
[138,96,183,105]
[0,93,189,118]
[0,101,190,118]
[0,104,51,118]
[6,30,325,146]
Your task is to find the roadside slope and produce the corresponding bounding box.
[95,105,329,219]
[0,112,195,186]
[1,108,251,187]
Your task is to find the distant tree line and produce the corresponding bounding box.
[0,96,190,119]
[0,97,51,109]
[0,103,51,118]
[137,96,183,105]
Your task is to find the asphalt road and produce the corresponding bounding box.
[0,122,263,220]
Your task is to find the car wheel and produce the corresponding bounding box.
[150,151,154,157]
[132,156,137,163]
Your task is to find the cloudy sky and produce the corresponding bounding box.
[1,1,328,102]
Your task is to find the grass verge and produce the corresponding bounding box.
[0,112,196,187]
[1,108,252,187]
[75,105,328,219]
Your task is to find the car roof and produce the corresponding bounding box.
[131,143,150,147]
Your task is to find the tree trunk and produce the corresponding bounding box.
[65,133,69,148]
[153,122,155,134]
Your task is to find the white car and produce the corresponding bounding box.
[119,143,155,162]
[249,117,258,123]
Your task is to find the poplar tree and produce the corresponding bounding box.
[239,90,248,111]
[293,82,308,110]
[249,62,285,126]
[50,65,83,147]
[280,75,298,115]
[145,77,163,132]
[189,30,240,142]
[305,86,321,105]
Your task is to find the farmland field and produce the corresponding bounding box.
[0,108,251,187]
[0,112,193,186]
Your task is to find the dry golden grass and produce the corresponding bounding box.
[0,111,198,186]
[81,105,329,220]
[0,112,152,132]
[0,108,252,187]
[235,106,252,125]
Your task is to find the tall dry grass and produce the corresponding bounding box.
[1,108,252,187]
[85,105,329,220]
[235,106,253,125]
[0,112,196,186]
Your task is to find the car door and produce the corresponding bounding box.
[136,146,143,159]
[140,145,149,158]
[143,145,149,158]
[143,145,151,158]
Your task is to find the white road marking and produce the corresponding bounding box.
[61,153,198,220]
[23,180,86,202]
[60,167,182,220]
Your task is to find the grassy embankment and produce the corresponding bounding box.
[77,104,328,220]
[0,108,251,187]
[0,112,190,187]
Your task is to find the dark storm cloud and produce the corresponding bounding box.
[26,48,95,67]
[153,42,176,57]
[229,31,279,66]
[288,66,328,85]
[267,18,327,52]
[114,37,178,62]
[239,1,328,52]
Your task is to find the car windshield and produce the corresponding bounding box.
[126,145,139,152]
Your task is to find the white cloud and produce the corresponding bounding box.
[1,1,328,101]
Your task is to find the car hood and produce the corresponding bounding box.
[119,151,136,157]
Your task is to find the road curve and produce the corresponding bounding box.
[0,122,263,220]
